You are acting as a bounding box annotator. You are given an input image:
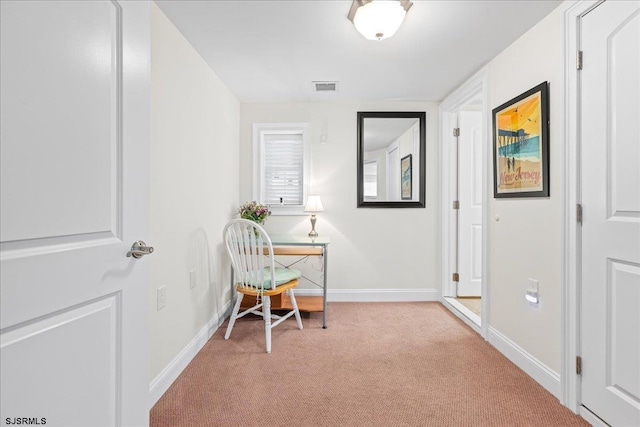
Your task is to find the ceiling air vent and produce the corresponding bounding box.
[313,81,339,92]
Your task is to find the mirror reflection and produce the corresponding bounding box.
[357,112,426,208]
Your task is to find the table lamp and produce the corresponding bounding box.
[304,196,325,238]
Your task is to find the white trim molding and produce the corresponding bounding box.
[579,406,609,427]
[439,67,490,340]
[148,300,232,408]
[562,0,602,413]
[441,297,482,335]
[488,326,561,399]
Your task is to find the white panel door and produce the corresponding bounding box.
[0,1,151,426]
[580,1,640,426]
[457,111,483,297]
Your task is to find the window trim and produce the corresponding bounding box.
[252,123,311,215]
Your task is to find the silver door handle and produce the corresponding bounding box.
[127,240,154,259]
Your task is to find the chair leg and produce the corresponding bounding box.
[263,295,272,354]
[289,289,303,330]
[224,292,243,340]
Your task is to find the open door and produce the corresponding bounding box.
[457,111,483,297]
[1,2,151,425]
[579,1,640,425]
[440,72,488,332]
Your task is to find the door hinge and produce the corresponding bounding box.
[577,204,583,225]
[577,50,583,70]
[576,356,582,375]
[453,128,460,137]
[453,200,460,210]
[452,273,459,282]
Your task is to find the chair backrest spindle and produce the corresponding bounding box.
[223,219,277,295]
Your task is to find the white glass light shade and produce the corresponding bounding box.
[304,196,325,212]
[352,1,408,40]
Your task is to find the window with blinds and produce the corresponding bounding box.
[253,123,310,214]
[262,134,304,206]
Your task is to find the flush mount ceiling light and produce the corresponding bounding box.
[348,0,413,41]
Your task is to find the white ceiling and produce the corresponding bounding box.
[155,0,562,103]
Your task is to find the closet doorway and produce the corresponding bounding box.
[440,69,489,336]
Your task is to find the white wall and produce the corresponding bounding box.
[240,102,439,298]
[486,3,566,373]
[150,3,239,381]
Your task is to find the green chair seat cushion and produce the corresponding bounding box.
[263,267,301,290]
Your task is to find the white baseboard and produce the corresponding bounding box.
[148,300,231,408]
[488,326,561,399]
[294,288,440,302]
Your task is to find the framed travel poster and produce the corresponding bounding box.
[492,82,549,198]
[401,154,412,200]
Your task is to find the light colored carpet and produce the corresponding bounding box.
[151,302,587,427]
[456,297,482,316]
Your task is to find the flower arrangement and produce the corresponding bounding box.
[238,201,271,225]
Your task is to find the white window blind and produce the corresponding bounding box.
[262,133,304,206]
[253,123,310,215]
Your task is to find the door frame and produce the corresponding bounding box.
[439,67,490,339]
[561,0,606,421]
[386,142,400,199]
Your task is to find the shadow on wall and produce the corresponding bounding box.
[216,241,232,304]
[188,228,225,328]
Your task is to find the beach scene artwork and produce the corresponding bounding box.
[494,86,546,196]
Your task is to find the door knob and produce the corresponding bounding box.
[127,240,154,259]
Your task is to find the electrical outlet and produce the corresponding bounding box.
[526,278,539,304]
[157,286,166,311]
[190,269,197,289]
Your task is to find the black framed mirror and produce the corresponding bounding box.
[357,111,426,208]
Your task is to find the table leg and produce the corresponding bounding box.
[322,244,328,329]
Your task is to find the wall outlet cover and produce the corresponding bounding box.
[526,278,539,304]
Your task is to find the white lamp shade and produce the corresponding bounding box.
[304,196,325,212]
[352,1,408,41]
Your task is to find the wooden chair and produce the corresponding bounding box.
[223,219,303,353]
